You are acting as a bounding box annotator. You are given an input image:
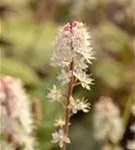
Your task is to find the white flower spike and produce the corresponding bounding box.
[49,21,95,149]
[0,76,34,150]
[94,96,123,144]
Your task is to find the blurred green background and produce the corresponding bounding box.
[0,0,134,150]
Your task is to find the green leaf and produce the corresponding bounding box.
[0,57,40,86]
[94,57,123,89]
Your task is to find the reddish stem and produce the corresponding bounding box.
[61,60,74,150]
[61,21,76,150]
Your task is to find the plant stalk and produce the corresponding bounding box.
[61,60,74,150]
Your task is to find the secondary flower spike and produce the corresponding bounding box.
[0,76,34,150]
[93,96,124,144]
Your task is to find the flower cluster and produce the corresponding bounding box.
[48,85,62,102]
[127,141,135,150]
[48,21,95,149]
[93,96,123,144]
[68,96,90,114]
[0,76,34,150]
[51,129,70,148]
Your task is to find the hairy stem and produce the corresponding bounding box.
[61,60,74,150]
[61,22,75,150]
[1,79,11,116]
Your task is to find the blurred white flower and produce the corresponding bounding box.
[127,140,135,150]
[93,96,123,144]
[48,85,62,102]
[68,96,90,114]
[51,129,70,148]
[131,103,135,116]
[0,76,34,150]
[130,124,135,132]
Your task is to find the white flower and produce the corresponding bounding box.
[74,58,88,71]
[57,70,71,85]
[77,98,91,113]
[74,70,93,90]
[51,129,70,148]
[127,140,135,150]
[48,85,62,101]
[109,118,124,144]
[93,96,123,144]
[54,118,65,128]
[68,97,90,114]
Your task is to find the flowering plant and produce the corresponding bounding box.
[47,21,95,150]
